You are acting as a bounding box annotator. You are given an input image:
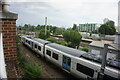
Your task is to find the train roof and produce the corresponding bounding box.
[21,35,31,38]
[22,35,50,44]
[31,38,50,44]
[46,43,86,57]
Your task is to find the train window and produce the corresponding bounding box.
[35,44,37,48]
[46,50,51,56]
[26,40,28,43]
[28,41,30,44]
[52,52,58,60]
[68,58,71,66]
[63,56,66,64]
[38,46,41,51]
[76,63,94,77]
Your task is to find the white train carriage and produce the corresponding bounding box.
[31,38,50,56]
[21,35,50,57]
[45,43,89,79]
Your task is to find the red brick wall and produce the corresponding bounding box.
[1,19,17,62]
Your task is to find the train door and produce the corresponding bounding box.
[62,55,71,71]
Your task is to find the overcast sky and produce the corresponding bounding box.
[9,0,119,28]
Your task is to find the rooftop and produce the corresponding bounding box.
[89,41,116,50]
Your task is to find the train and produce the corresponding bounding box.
[21,35,120,80]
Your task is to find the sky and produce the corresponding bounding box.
[8,0,119,28]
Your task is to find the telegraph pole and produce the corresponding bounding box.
[45,17,47,36]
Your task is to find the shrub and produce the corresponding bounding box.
[22,62,43,79]
[18,55,27,67]
[16,35,43,79]
[56,41,67,46]
[81,47,89,52]
[46,38,57,43]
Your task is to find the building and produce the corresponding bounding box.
[0,0,18,79]
[89,41,119,60]
[78,23,101,32]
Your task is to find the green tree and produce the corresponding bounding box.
[99,24,112,35]
[52,26,57,34]
[63,30,82,49]
[72,24,78,31]
[99,20,116,35]
[39,29,50,40]
[106,20,116,35]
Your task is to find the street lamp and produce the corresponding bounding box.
[45,17,47,36]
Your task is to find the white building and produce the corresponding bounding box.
[78,23,101,32]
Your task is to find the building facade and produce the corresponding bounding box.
[78,23,101,32]
[89,41,119,60]
[0,0,18,78]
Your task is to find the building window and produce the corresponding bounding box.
[76,63,94,77]
[38,46,41,51]
[35,44,37,48]
[46,50,51,56]
[52,52,58,60]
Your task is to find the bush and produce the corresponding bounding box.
[18,33,23,36]
[22,62,43,79]
[18,55,27,67]
[25,33,30,35]
[81,47,89,52]
[16,35,43,79]
[56,41,67,46]
[46,38,57,43]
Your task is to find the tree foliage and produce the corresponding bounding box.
[39,29,50,40]
[63,30,82,49]
[19,24,65,35]
[98,24,112,35]
[98,20,116,35]
[106,20,116,35]
[72,24,78,31]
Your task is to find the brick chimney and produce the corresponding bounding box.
[0,0,18,62]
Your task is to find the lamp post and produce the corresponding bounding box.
[45,17,47,37]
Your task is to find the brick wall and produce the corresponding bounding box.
[1,19,17,62]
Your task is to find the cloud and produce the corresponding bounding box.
[9,0,119,28]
